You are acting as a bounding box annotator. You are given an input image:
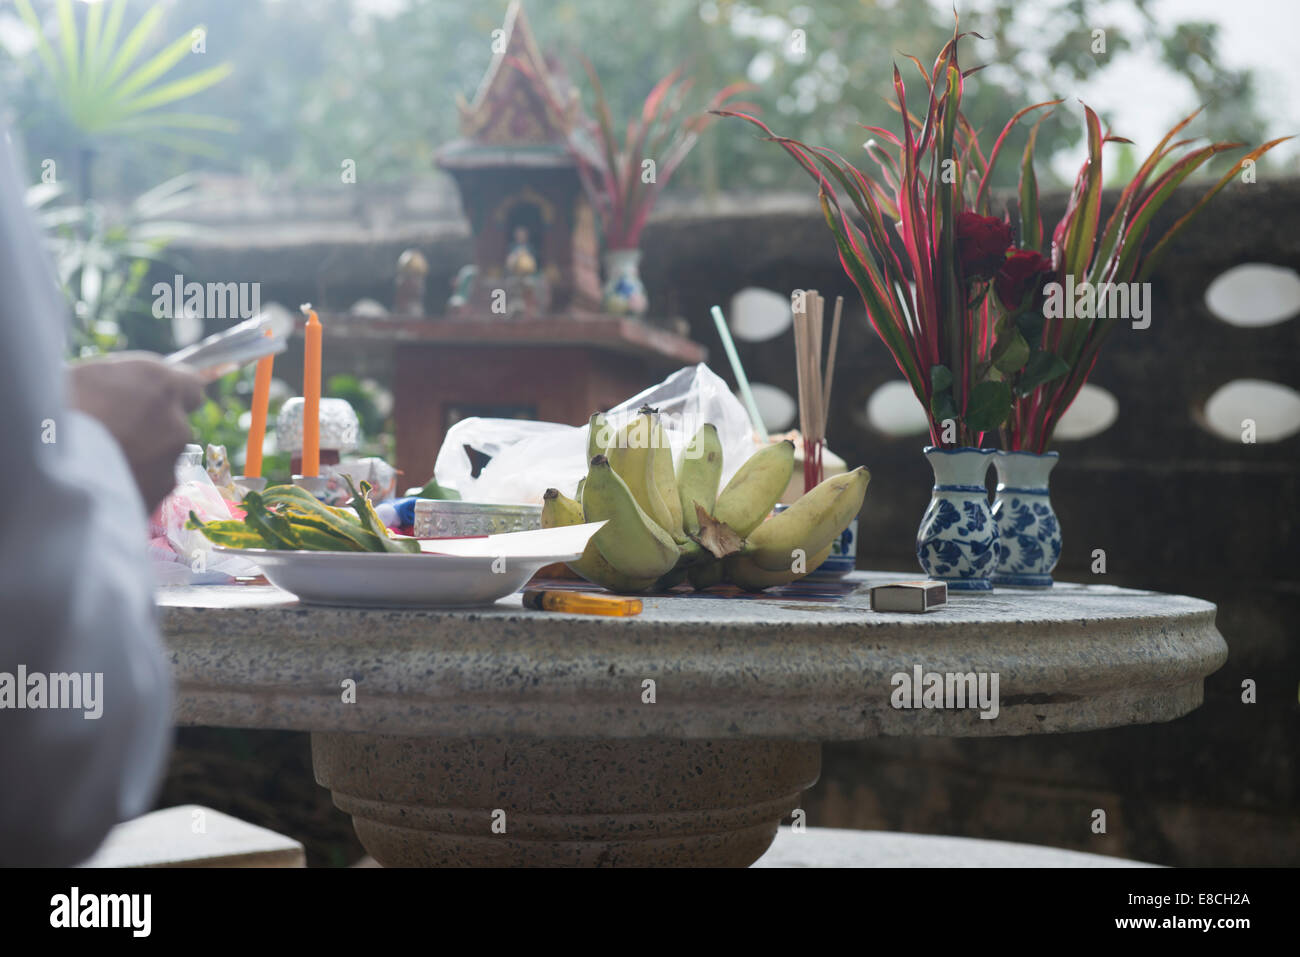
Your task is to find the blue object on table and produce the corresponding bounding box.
[389,497,421,528]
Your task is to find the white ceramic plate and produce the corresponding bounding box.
[212,546,582,608]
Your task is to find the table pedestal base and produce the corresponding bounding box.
[312,734,820,867]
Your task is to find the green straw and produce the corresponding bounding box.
[710,305,769,442]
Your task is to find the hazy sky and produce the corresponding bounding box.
[1089,0,1296,149]
[950,0,1300,174]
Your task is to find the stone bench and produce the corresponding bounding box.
[78,805,305,868]
[752,827,1158,867]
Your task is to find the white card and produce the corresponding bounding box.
[416,521,606,559]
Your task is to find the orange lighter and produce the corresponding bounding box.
[522,589,643,617]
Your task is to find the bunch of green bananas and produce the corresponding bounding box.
[541,407,869,592]
[187,476,421,554]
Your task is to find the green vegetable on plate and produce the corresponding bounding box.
[187,477,421,554]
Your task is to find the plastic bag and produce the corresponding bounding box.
[433,363,762,504]
[151,456,259,583]
[433,418,587,505]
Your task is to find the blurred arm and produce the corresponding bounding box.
[0,128,173,866]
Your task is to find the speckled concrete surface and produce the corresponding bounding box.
[158,572,1227,739]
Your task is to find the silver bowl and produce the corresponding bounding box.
[277,397,359,455]
[413,500,542,538]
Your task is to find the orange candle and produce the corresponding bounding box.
[301,305,322,477]
[244,332,274,478]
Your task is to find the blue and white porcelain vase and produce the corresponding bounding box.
[916,447,999,591]
[602,248,648,317]
[991,450,1061,588]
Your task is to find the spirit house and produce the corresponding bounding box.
[436,1,602,317]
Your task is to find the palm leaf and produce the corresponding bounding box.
[19,0,232,147]
[55,0,79,93]
[100,4,165,90]
[91,0,129,87]
[119,63,234,114]
[14,0,62,92]
[114,30,204,101]
[82,0,104,89]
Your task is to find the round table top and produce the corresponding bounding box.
[157,571,1226,740]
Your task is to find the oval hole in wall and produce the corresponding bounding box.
[729,287,792,342]
[865,381,929,436]
[1202,379,1300,443]
[1204,264,1300,328]
[746,382,797,433]
[1054,384,1120,441]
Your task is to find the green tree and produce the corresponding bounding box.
[3,0,1275,197]
[13,0,232,201]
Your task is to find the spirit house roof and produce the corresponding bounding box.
[438,1,587,170]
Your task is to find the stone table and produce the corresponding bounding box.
[158,572,1226,867]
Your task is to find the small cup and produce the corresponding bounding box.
[234,475,267,493]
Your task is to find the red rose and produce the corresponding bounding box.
[995,250,1054,312]
[955,211,1014,281]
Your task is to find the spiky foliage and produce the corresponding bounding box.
[1005,107,1291,450]
[720,19,1290,450]
[518,54,756,251]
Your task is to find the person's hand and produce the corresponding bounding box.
[67,353,205,512]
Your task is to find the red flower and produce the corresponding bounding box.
[955,211,1014,281]
[995,250,1054,312]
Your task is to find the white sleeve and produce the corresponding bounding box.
[0,127,173,866]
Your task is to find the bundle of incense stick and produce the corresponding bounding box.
[792,291,843,493]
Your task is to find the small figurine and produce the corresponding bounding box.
[394,248,429,315]
[204,444,240,500]
[449,264,477,311]
[506,226,538,277]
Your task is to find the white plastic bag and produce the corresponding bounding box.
[434,418,587,505]
[433,363,762,504]
[152,457,259,582]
